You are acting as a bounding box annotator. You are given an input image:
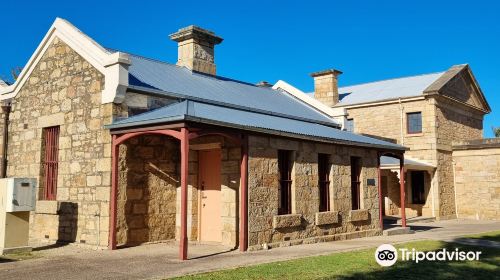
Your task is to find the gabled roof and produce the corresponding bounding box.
[0,79,9,88]
[107,100,405,151]
[123,53,337,126]
[334,72,444,106]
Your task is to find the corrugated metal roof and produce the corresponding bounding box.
[307,72,444,106]
[108,100,405,151]
[125,53,336,125]
[337,72,444,106]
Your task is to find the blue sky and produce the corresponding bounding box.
[1,0,499,136]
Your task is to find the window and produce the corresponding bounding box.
[345,118,354,132]
[318,154,330,212]
[411,171,426,204]
[407,112,422,134]
[278,150,292,215]
[350,157,362,210]
[41,126,60,200]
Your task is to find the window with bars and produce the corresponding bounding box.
[407,112,422,134]
[350,157,362,210]
[278,150,292,215]
[318,154,330,212]
[41,126,60,200]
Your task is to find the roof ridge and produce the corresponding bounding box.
[339,70,445,90]
[115,47,267,88]
[106,47,186,69]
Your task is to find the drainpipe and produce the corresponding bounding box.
[0,100,11,178]
[452,160,459,219]
[399,98,404,146]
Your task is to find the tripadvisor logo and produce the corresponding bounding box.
[375,244,398,267]
[375,244,482,267]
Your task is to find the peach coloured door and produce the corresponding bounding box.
[199,149,222,242]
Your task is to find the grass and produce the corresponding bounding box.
[464,230,500,243]
[174,240,500,280]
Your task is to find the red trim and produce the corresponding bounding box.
[109,135,118,250]
[239,134,248,252]
[179,127,189,260]
[400,155,407,228]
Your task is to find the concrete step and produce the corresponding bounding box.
[383,227,414,236]
[397,216,436,225]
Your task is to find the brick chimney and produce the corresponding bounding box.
[169,25,223,75]
[310,69,343,107]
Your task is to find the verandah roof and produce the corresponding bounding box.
[106,100,406,151]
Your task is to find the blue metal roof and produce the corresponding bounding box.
[107,100,405,150]
[307,72,444,106]
[126,54,338,126]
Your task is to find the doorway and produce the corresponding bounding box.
[198,149,222,242]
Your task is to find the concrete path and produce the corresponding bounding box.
[0,219,499,280]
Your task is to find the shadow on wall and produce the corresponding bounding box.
[57,202,78,243]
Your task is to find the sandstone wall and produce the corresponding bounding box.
[117,135,179,246]
[247,135,380,250]
[453,145,500,220]
[3,37,115,246]
[346,99,438,164]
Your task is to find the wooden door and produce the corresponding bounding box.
[199,149,222,242]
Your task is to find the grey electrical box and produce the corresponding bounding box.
[0,178,37,212]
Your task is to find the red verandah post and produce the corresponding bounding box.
[239,134,248,252]
[109,135,118,250]
[400,154,407,228]
[179,127,189,260]
[377,153,383,230]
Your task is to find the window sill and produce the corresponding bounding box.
[273,214,302,229]
[406,132,424,137]
[35,200,59,215]
[349,209,370,222]
[315,211,339,226]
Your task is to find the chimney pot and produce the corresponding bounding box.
[169,25,223,75]
[310,69,342,106]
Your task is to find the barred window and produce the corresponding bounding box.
[278,150,292,215]
[318,154,330,212]
[41,126,60,200]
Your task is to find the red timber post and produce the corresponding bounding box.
[239,134,248,252]
[109,135,119,249]
[377,153,383,230]
[399,154,407,228]
[179,127,189,260]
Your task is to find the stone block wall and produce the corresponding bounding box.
[346,99,438,164]
[247,135,380,250]
[2,37,114,247]
[453,142,500,220]
[117,135,179,246]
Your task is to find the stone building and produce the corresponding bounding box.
[0,18,406,259]
[277,64,495,222]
